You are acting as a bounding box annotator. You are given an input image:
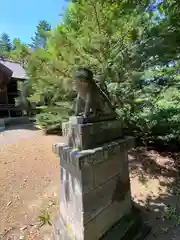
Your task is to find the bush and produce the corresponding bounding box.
[36,102,73,134]
[123,86,180,147]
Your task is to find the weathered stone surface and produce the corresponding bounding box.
[84,192,132,240]
[0,119,5,132]
[52,213,81,240]
[51,114,142,240]
[69,116,84,124]
[100,206,151,240]
[67,115,117,125]
[52,136,135,239]
[53,192,132,240]
[62,116,123,150]
[93,152,123,187]
[83,176,130,224]
[59,166,84,239]
[52,205,151,240]
[52,137,134,170]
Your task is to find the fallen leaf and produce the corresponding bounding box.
[20,225,28,231]
[7,201,12,207]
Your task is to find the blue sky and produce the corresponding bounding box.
[0,0,68,44]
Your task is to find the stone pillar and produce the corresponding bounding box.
[52,116,150,240]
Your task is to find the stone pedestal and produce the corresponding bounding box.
[62,116,123,150]
[52,116,150,239]
[0,119,5,131]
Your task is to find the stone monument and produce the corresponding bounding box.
[52,68,150,239]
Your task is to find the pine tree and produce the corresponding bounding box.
[0,33,12,57]
[30,20,51,49]
[10,38,31,66]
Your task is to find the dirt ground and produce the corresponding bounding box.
[129,148,180,239]
[0,125,62,239]
[0,125,180,239]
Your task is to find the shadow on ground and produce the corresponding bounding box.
[129,147,180,239]
[4,123,62,135]
[4,123,39,131]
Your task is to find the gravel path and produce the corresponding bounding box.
[0,127,63,239]
[0,124,41,147]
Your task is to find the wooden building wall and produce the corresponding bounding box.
[0,77,23,118]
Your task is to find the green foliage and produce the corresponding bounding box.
[3,0,180,146]
[9,38,31,66]
[30,20,51,49]
[0,33,12,57]
[26,0,180,143]
[38,209,51,226]
[36,102,73,133]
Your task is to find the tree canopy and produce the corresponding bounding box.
[0,33,12,57]
[31,20,52,49]
[2,1,180,145]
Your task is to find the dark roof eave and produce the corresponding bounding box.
[0,60,27,79]
[11,77,28,81]
[0,62,13,77]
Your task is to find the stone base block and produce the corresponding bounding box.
[101,207,151,240]
[52,207,151,240]
[68,115,117,124]
[0,119,5,132]
[52,137,135,240]
[62,116,123,150]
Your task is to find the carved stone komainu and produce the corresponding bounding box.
[73,67,117,120]
[53,64,151,240]
[52,114,151,239]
